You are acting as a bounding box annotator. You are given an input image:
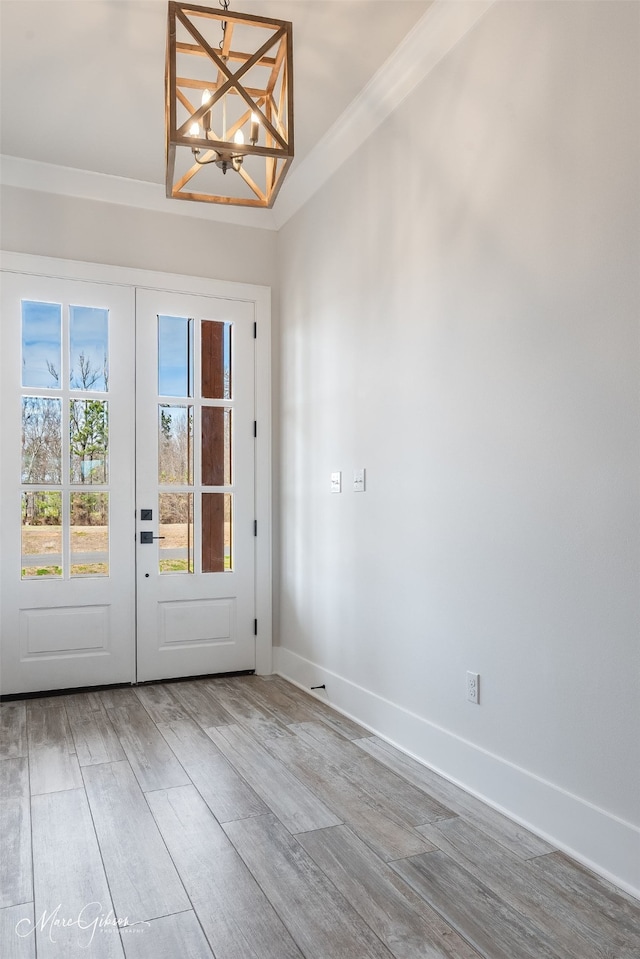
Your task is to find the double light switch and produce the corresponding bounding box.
[330,469,366,492]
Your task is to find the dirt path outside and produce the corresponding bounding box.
[22,523,230,552]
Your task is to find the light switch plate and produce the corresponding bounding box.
[330,471,342,493]
[353,468,366,492]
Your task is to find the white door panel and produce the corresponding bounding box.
[0,273,135,694]
[135,289,256,681]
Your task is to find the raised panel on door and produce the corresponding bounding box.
[0,273,135,695]
[135,289,256,681]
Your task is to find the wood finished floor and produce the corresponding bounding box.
[1,675,638,959]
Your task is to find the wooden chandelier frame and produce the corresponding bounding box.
[166,1,294,208]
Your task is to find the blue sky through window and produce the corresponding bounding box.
[22,300,61,388]
[158,315,193,398]
[70,306,109,391]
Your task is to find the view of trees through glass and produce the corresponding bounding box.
[21,300,110,578]
[19,303,235,579]
[156,316,233,574]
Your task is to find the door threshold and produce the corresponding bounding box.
[0,669,255,702]
[136,669,255,688]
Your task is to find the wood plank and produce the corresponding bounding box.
[0,758,32,908]
[0,903,35,959]
[83,761,190,923]
[207,723,341,833]
[133,684,191,724]
[61,690,103,712]
[292,721,455,826]
[358,736,553,858]
[241,713,301,749]
[121,910,214,959]
[527,851,640,954]
[203,678,288,740]
[238,676,322,725]
[97,687,140,709]
[223,813,395,959]
[392,851,565,959]
[238,676,369,739]
[25,696,68,713]
[65,701,126,766]
[0,701,27,759]
[419,817,639,959]
[169,679,235,727]
[31,788,124,958]
[259,728,434,861]
[157,718,267,822]
[532,848,640,908]
[105,704,190,792]
[298,825,482,959]
[147,785,304,959]
[270,676,371,739]
[27,704,82,795]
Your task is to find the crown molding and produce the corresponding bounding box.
[0,154,279,231]
[0,0,496,233]
[273,0,497,228]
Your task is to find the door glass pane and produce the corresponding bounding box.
[69,306,109,391]
[202,492,232,572]
[22,301,61,388]
[21,491,62,578]
[159,493,194,573]
[22,397,62,484]
[70,493,109,576]
[202,407,231,486]
[70,400,108,484]
[159,405,193,485]
[158,315,193,397]
[201,320,231,399]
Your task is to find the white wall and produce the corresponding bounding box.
[276,0,640,893]
[0,186,277,285]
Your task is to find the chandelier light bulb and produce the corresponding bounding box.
[201,89,212,133]
[250,112,259,144]
[234,129,245,145]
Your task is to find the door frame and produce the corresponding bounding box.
[0,250,273,678]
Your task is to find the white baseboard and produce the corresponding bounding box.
[273,645,640,899]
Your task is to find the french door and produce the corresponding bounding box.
[135,289,255,681]
[0,270,257,695]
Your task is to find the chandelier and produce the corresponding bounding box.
[165,0,294,208]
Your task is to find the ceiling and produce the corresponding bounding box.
[0,0,431,206]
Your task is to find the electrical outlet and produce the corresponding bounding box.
[466,671,480,705]
[353,468,366,492]
[330,471,342,493]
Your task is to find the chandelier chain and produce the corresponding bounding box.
[219,0,230,56]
